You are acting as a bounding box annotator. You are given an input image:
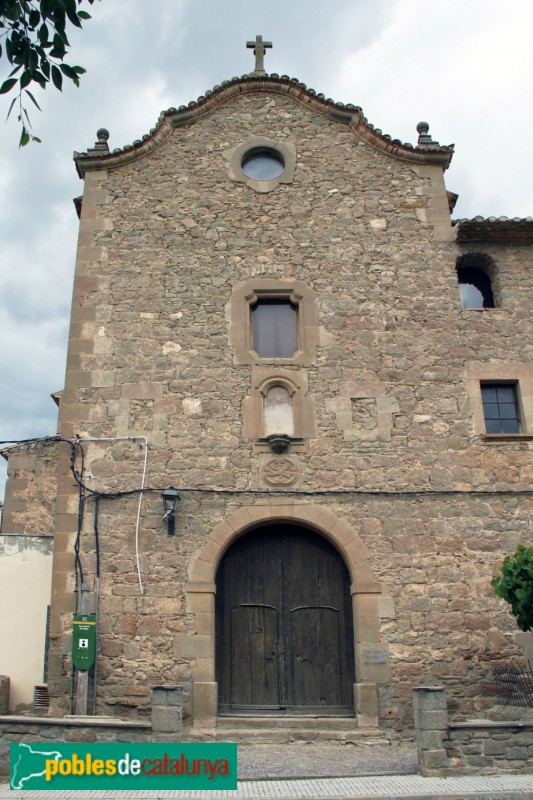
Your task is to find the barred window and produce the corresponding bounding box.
[482,384,521,434]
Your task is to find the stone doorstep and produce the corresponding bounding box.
[184,717,390,745]
[216,715,364,730]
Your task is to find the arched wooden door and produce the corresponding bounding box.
[216,524,355,715]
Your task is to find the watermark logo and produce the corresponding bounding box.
[10,742,237,790]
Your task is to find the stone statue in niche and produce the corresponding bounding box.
[263,385,294,437]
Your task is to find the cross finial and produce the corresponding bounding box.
[246,35,272,75]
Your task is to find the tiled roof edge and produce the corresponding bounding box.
[74,74,454,176]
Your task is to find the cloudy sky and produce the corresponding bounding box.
[1,0,532,497]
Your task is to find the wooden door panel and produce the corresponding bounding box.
[231,605,279,706]
[288,606,343,707]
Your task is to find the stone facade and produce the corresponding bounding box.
[3,74,532,735]
[1,440,58,535]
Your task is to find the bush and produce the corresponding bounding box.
[492,545,533,632]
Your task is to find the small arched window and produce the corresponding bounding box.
[456,254,496,309]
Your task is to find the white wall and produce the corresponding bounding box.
[0,534,53,711]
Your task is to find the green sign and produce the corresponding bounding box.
[10,742,237,791]
[72,614,96,671]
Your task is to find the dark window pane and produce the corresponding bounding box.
[485,419,502,434]
[496,386,515,403]
[252,300,298,357]
[501,419,520,434]
[481,387,497,402]
[499,403,518,419]
[482,403,499,419]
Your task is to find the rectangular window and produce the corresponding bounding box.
[251,299,298,358]
[482,383,521,434]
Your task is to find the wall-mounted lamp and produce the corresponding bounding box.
[161,486,181,535]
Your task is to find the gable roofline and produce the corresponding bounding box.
[73,73,454,178]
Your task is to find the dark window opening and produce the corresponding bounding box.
[252,299,298,358]
[457,266,495,309]
[482,383,521,434]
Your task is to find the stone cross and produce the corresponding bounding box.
[247,35,272,74]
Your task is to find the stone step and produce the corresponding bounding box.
[184,717,390,746]
[216,715,360,731]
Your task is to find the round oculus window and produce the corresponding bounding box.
[241,149,285,181]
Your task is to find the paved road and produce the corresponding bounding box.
[237,743,418,779]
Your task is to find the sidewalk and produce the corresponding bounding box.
[1,772,533,799]
[2,742,532,798]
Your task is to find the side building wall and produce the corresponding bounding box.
[0,441,58,710]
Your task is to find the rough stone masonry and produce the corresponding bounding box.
[3,73,532,737]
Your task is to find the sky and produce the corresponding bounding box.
[1,0,532,498]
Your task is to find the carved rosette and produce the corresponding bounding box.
[261,456,299,487]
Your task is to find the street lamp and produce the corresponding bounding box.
[161,486,181,535]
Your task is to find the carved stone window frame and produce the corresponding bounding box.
[465,361,533,440]
[223,136,296,194]
[242,367,316,453]
[228,279,318,367]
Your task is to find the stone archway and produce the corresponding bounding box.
[216,523,355,714]
[185,502,392,727]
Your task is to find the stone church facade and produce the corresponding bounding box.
[2,54,533,736]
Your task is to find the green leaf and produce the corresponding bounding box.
[77,10,91,19]
[25,89,41,111]
[28,8,40,28]
[19,127,30,147]
[38,22,49,45]
[19,69,32,88]
[51,64,62,90]
[0,76,18,94]
[66,5,82,27]
[5,95,17,121]
[59,62,78,80]
[32,70,47,88]
[40,57,50,79]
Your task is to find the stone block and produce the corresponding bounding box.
[413,686,447,711]
[152,685,183,707]
[419,748,449,771]
[172,635,211,658]
[193,681,218,719]
[354,682,377,723]
[151,706,182,734]
[418,730,446,751]
[507,746,529,760]
[377,596,396,619]
[484,738,506,756]
[419,710,449,731]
